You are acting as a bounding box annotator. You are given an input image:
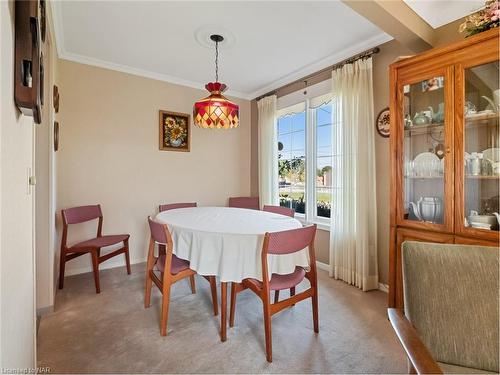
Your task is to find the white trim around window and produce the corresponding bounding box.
[277,83,333,231]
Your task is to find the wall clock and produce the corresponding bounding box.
[376,107,390,138]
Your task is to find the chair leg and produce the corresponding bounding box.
[160,283,172,336]
[209,276,218,316]
[91,250,101,294]
[189,275,196,294]
[58,250,66,289]
[263,297,273,362]
[124,240,131,275]
[274,290,279,304]
[290,287,296,306]
[312,288,319,333]
[229,282,237,327]
[144,270,153,308]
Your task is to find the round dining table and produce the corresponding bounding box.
[155,206,309,341]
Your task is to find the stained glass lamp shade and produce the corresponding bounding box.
[193,82,239,129]
[193,34,239,129]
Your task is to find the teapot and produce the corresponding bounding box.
[413,111,431,126]
[428,103,444,123]
[409,197,443,223]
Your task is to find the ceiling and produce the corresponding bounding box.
[51,1,391,100]
[403,0,484,29]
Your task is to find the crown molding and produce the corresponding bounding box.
[58,51,250,99]
[247,32,393,100]
[50,1,391,102]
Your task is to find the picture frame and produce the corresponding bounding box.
[376,107,390,138]
[53,121,59,151]
[53,85,59,113]
[159,110,190,152]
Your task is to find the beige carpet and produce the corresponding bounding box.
[37,263,407,374]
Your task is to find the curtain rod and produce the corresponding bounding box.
[254,46,380,101]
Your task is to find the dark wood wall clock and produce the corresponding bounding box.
[14,0,42,124]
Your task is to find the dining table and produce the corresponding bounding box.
[155,206,309,341]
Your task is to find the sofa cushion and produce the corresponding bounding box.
[402,241,499,373]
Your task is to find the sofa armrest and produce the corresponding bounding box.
[388,308,443,374]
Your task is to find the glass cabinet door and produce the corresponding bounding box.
[462,60,499,234]
[398,69,453,230]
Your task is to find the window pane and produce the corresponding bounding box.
[278,111,306,215]
[315,104,332,218]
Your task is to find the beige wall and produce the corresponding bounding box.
[57,60,251,275]
[1,0,36,367]
[372,40,412,284]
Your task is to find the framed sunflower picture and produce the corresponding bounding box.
[159,110,190,152]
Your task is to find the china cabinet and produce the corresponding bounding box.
[389,29,500,308]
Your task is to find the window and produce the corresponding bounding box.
[314,103,332,219]
[278,112,306,214]
[277,93,333,226]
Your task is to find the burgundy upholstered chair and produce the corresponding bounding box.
[228,196,260,210]
[144,217,218,335]
[59,204,131,293]
[159,202,197,212]
[229,224,318,362]
[263,205,295,218]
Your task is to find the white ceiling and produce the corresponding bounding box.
[51,1,391,100]
[404,0,484,29]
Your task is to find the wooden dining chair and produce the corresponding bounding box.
[144,217,219,336]
[228,196,260,210]
[229,224,318,362]
[59,204,131,293]
[263,205,295,217]
[157,202,218,308]
[159,202,197,212]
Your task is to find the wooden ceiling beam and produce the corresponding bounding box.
[342,0,437,53]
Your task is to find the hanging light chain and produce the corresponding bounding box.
[215,39,219,83]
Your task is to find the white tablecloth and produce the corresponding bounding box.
[155,207,309,282]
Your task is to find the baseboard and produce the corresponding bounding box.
[316,261,330,272]
[63,257,145,277]
[36,305,54,316]
[378,283,389,293]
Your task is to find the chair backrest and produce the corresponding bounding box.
[263,205,295,218]
[62,204,102,225]
[159,202,197,212]
[148,216,170,245]
[265,224,316,255]
[402,241,499,373]
[228,196,260,210]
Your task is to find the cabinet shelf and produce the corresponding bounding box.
[465,112,498,123]
[465,175,499,180]
[404,123,443,136]
[404,175,443,179]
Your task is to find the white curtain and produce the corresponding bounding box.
[329,58,378,291]
[258,95,278,207]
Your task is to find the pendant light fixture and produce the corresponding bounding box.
[193,34,239,129]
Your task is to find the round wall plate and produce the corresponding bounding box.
[376,107,390,138]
